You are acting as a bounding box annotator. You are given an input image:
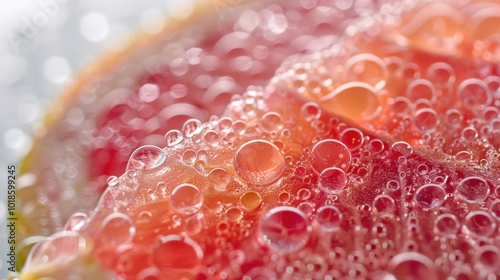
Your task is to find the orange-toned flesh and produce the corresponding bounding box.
[15,0,500,279]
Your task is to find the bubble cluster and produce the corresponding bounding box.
[16,0,500,279]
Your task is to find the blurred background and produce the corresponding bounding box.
[0,0,204,277]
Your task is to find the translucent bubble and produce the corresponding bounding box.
[426,62,456,86]
[367,139,385,154]
[406,79,437,103]
[127,145,165,170]
[341,128,364,151]
[490,200,500,220]
[390,97,412,116]
[226,206,243,221]
[388,252,437,280]
[63,212,87,231]
[310,139,351,174]
[139,83,160,103]
[319,82,381,120]
[456,176,489,203]
[152,235,203,270]
[80,12,109,42]
[465,210,495,236]
[233,140,285,185]
[261,112,284,132]
[208,168,231,192]
[386,180,400,191]
[391,141,413,157]
[240,191,261,210]
[244,267,278,280]
[319,167,348,194]
[343,53,388,89]
[445,109,463,127]
[301,102,322,121]
[164,129,184,146]
[414,184,446,209]
[373,195,396,214]
[461,127,478,142]
[458,78,491,110]
[100,213,135,246]
[455,151,472,161]
[170,184,203,215]
[259,206,311,253]
[315,205,342,231]
[182,149,197,164]
[203,130,220,147]
[182,119,203,137]
[185,214,203,235]
[413,108,439,132]
[475,245,500,271]
[217,117,233,134]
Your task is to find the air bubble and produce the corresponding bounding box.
[413,108,439,132]
[203,130,220,147]
[233,140,285,185]
[127,145,165,170]
[315,205,342,231]
[426,62,456,86]
[475,245,500,271]
[341,128,364,151]
[456,176,489,203]
[319,167,348,194]
[444,109,463,127]
[490,200,500,220]
[391,141,413,157]
[182,149,197,164]
[139,83,160,103]
[406,79,437,103]
[63,212,87,231]
[259,206,311,253]
[388,252,437,280]
[240,191,261,210]
[367,139,385,153]
[414,184,446,209]
[226,206,243,221]
[465,210,495,236]
[390,97,412,116]
[310,139,351,174]
[152,235,203,270]
[261,112,284,132]
[208,168,231,192]
[343,53,388,89]
[170,184,203,215]
[461,127,478,142]
[164,130,184,146]
[373,195,395,214]
[182,119,203,137]
[301,102,322,121]
[386,180,400,191]
[320,82,381,120]
[100,213,135,246]
[458,78,491,110]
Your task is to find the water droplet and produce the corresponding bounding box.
[261,112,284,132]
[406,79,437,103]
[100,213,135,246]
[301,102,322,121]
[182,149,197,164]
[458,78,491,110]
[465,210,495,236]
[475,245,500,271]
[310,139,351,174]
[203,130,220,147]
[341,128,364,151]
[153,235,203,270]
[373,195,396,214]
[388,252,438,280]
[259,206,311,253]
[386,180,400,191]
[208,168,231,192]
[315,205,342,231]
[233,140,285,185]
[456,176,489,203]
[164,130,184,146]
[170,184,203,215]
[319,167,348,194]
[413,108,439,132]
[182,119,203,137]
[414,184,446,209]
[319,82,381,120]
[127,145,165,170]
[240,191,261,210]
[391,141,413,157]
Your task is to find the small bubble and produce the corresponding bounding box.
[100,213,135,246]
[310,139,351,174]
[208,168,231,192]
[127,145,165,170]
[261,112,284,132]
[182,119,203,137]
[319,167,348,194]
[426,62,455,87]
[139,83,160,103]
[301,102,322,121]
[391,141,413,157]
[465,210,495,236]
[388,252,437,280]
[413,108,439,132]
[386,180,400,191]
[203,130,220,147]
[414,184,446,209]
[233,140,285,185]
[315,205,342,231]
[182,149,197,164]
[475,245,500,271]
[170,184,203,215]
[373,195,395,214]
[153,235,203,270]
[458,78,491,110]
[343,53,388,89]
[341,128,364,151]
[226,207,243,221]
[164,129,184,146]
[259,206,311,253]
[456,176,489,203]
[240,191,261,211]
